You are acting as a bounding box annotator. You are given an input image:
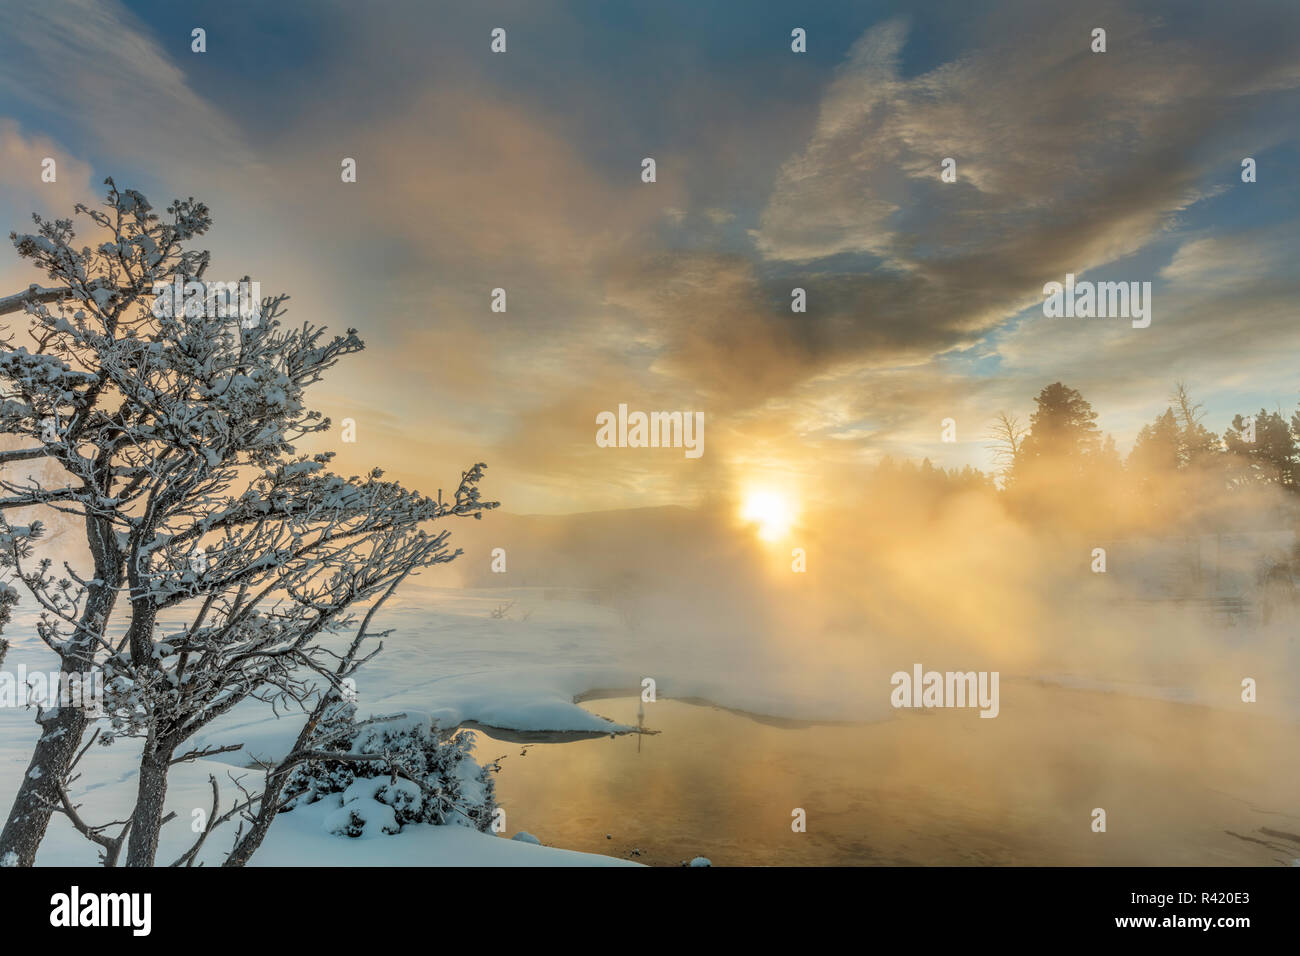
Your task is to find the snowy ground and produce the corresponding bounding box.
[2,560,1297,866]
[3,581,849,866]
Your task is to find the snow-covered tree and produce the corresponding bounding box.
[0,180,496,866]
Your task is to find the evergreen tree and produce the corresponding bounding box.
[1129,408,1181,475]
[1224,409,1297,488]
[1013,382,1103,481]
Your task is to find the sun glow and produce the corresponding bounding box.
[740,489,796,541]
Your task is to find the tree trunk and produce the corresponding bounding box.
[222,767,291,867]
[0,577,116,866]
[124,739,176,867]
[0,704,89,866]
[224,703,334,866]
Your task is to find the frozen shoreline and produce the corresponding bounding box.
[2,583,1296,866]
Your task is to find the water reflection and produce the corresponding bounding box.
[483,684,1300,866]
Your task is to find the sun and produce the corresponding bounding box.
[740,489,796,542]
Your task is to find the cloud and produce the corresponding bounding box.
[0,0,253,178]
[609,3,1300,450]
[756,4,1300,266]
[1159,233,1287,288]
[0,120,98,300]
[0,120,95,210]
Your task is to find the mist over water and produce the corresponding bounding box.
[6,403,1299,866]
[432,454,1300,863]
[442,461,1299,716]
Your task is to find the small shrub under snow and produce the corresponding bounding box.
[284,705,498,839]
